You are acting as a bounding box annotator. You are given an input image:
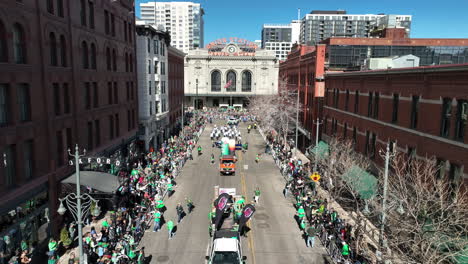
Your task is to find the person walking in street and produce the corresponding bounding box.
[186,197,194,213]
[254,187,261,204]
[210,153,215,164]
[167,220,175,239]
[153,209,161,232]
[176,203,185,223]
[255,154,260,164]
[306,225,317,248]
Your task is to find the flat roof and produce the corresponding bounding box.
[323,37,468,46]
[325,63,468,77]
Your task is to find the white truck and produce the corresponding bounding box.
[206,187,246,264]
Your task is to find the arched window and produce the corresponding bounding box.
[125,52,128,72]
[49,32,57,66]
[241,71,252,92]
[81,41,88,69]
[211,70,221,92]
[0,20,7,62]
[106,47,111,70]
[80,0,86,26]
[59,35,67,67]
[226,70,236,92]
[112,48,117,71]
[90,43,96,69]
[13,23,27,64]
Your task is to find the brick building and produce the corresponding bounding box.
[168,46,185,135]
[323,64,468,185]
[0,0,138,246]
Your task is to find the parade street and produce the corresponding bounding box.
[139,121,328,264]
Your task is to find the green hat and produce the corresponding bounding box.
[131,169,139,176]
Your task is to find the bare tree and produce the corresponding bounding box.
[248,79,300,144]
[383,153,468,264]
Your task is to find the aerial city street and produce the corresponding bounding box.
[0,0,467,264]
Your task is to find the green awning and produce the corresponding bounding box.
[341,165,377,199]
[310,141,329,160]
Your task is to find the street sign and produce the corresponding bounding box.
[310,173,321,182]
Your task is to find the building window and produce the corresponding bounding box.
[108,82,112,105]
[148,60,151,73]
[13,23,27,64]
[94,119,100,147]
[211,70,221,92]
[115,114,119,137]
[161,62,165,75]
[392,93,399,123]
[85,82,90,109]
[354,90,359,113]
[154,61,158,74]
[241,71,252,92]
[448,163,461,182]
[80,0,86,26]
[104,10,109,34]
[87,121,93,150]
[111,13,115,36]
[373,92,379,119]
[154,40,159,54]
[88,1,95,29]
[343,123,348,139]
[130,82,134,100]
[161,81,166,94]
[124,21,127,41]
[454,100,467,142]
[370,132,376,159]
[109,115,114,139]
[226,70,236,92]
[410,95,419,129]
[147,38,151,53]
[352,126,357,146]
[56,130,64,166]
[47,0,54,14]
[4,145,16,186]
[17,83,31,122]
[49,32,57,66]
[57,0,64,17]
[23,139,34,179]
[0,84,10,126]
[125,53,128,72]
[113,82,118,104]
[155,101,159,114]
[128,22,132,43]
[129,54,133,72]
[148,81,152,95]
[440,98,452,138]
[106,48,111,70]
[367,92,373,117]
[112,49,117,71]
[0,20,7,62]
[59,35,67,67]
[333,89,339,108]
[81,41,89,69]
[150,101,153,115]
[53,83,60,115]
[364,131,369,156]
[125,82,129,100]
[127,110,131,131]
[90,43,96,69]
[93,82,98,108]
[345,89,349,111]
[63,83,70,114]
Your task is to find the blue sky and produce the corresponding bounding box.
[136,0,468,46]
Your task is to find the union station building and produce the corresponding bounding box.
[184,38,279,108]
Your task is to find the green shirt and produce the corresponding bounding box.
[48,258,57,264]
[48,241,57,251]
[154,212,161,222]
[167,221,174,230]
[342,244,350,256]
[297,208,305,218]
[254,190,261,196]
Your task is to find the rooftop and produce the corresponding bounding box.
[325,63,468,77]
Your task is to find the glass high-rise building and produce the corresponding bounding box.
[300,10,412,45]
[140,1,204,53]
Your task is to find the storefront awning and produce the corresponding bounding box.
[341,165,377,200]
[62,171,120,193]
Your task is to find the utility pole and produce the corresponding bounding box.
[313,117,323,173]
[378,141,395,263]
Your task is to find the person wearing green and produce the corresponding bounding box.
[254,187,261,204]
[131,169,139,176]
[48,238,57,256]
[297,206,305,219]
[331,210,338,223]
[128,247,136,259]
[102,220,109,228]
[300,218,306,231]
[137,248,145,264]
[153,210,162,232]
[156,200,165,209]
[167,220,175,239]
[341,242,350,257]
[21,240,28,252]
[48,255,57,264]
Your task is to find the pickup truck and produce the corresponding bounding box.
[219,155,236,175]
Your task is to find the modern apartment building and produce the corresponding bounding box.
[0,0,138,248]
[139,1,204,53]
[261,20,301,61]
[300,10,412,45]
[136,23,170,152]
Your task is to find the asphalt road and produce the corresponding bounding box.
[139,120,327,264]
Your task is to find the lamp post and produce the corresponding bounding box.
[57,144,100,264]
[313,117,323,173]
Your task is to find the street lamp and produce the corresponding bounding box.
[56,144,100,264]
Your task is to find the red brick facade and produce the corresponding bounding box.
[168,47,185,134]
[0,0,137,236]
[323,64,468,184]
